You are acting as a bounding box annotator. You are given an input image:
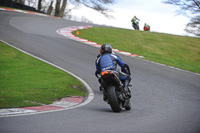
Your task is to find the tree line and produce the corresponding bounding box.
[13,0,115,18]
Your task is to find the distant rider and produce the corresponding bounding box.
[131,16,140,30]
[144,23,150,31]
[95,43,132,98]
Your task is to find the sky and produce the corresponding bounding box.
[67,0,191,36]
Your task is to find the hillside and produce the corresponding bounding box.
[73,27,200,73]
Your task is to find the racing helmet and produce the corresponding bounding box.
[100,43,112,54]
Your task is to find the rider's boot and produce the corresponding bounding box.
[99,86,108,102]
[99,85,104,92]
[123,77,131,98]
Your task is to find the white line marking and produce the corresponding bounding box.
[0,39,94,117]
[57,26,200,76]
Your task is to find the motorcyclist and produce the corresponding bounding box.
[144,23,150,31]
[131,16,139,24]
[131,16,140,30]
[95,43,131,98]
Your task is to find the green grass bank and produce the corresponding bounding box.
[73,27,200,73]
[0,42,86,109]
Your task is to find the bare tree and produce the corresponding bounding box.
[54,0,116,18]
[55,0,61,16]
[47,1,54,15]
[29,0,116,19]
[59,0,67,18]
[163,0,200,36]
[185,15,200,36]
[163,0,200,14]
[37,0,43,11]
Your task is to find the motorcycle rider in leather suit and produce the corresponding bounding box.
[131,16,140,30]
[95,43,132,98]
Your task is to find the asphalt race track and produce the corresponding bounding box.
[0,10,200,133]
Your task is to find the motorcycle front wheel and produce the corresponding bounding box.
[107,86,122,112]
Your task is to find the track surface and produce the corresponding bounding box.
[0,11,200,133]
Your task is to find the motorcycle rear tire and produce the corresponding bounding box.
[107,86,122,112]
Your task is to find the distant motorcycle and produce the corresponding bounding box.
[97,68,132,112]
[144,23,150,31]
[132,20,140,30]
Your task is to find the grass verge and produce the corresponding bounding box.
[73,27,200,73]
[0,42,86,109]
